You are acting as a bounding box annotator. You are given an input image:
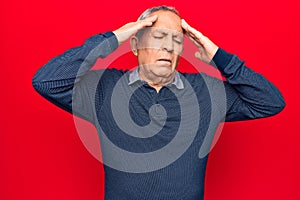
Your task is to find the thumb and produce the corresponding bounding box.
[142,14,158,22]
[195,52,201,60]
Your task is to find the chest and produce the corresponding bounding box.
[96,83,216,152]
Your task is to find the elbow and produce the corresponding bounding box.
[252,95,286,119]
[32,71,48,96]
[32,80,40,94]
[267,96,286,117]
[275,97,286,114]
[32,73,42,94]
[275,91,286,113]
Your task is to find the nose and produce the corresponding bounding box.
[161,35,174,52]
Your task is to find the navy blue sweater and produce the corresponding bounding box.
[32,32,285,200]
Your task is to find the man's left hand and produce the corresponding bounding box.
[181,19,219,63]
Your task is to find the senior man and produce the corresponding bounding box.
[32,5,285,200]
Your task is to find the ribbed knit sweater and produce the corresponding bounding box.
[32,32,285,200]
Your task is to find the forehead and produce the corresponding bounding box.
[148,10,182,33]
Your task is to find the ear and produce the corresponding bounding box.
[130,36,138,56]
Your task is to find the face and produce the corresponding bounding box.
[132,11,184,79]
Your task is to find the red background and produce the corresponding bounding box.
[1,0,299,199]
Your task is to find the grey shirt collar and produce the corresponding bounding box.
[128,67,184,90]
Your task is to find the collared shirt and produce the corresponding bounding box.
[128,67,184,90]
[32,31,285,200]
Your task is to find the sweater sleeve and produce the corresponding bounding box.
[32,32,119,123]
[211,48,285,122]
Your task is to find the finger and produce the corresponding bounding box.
[181,19,187,30]
[137,15,158,29]
[182,19,205,41]
[181,19,191,31]
[143,14,158,22]
[182,20,199,44]
[188,26,204,40]
[182,19,196,34]
[139,15,158,24]
[187,31,206,51]
[187,35,201,48]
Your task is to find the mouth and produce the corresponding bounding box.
[157,58,172,65]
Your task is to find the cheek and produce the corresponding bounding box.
[138,49,158,64]
[172,55,180,69]
[174,44,183,55]
[139,37,161,50]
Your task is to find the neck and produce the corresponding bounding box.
[139,70,175,93]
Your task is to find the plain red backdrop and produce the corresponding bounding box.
[1,0,299,199]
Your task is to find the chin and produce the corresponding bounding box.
[152,67,174,78]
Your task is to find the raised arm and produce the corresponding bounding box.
[181,19,285,121]
[32,32,119,122]
[32,15,158,122]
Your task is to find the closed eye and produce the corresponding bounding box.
[173,36,183,44]
[152,30,167,38]
[153,35,164,39]
[153,33,165,39]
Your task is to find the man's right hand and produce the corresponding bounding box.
[112,15,158,46]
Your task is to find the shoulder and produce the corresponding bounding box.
[179,71,227,99]
[85,68,128,82]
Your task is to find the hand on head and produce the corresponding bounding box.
[113,15,158,46]
[181,19,219,63]
[113,10,219,63]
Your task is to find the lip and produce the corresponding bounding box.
[157,58,172,65]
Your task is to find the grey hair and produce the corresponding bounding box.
[138,5,180,20]
[135,6,182,39]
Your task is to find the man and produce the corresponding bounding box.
[32,6,285,200]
